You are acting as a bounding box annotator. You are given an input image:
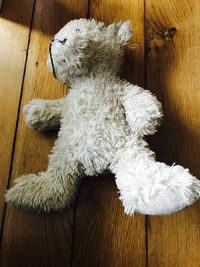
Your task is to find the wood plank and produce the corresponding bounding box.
[0,0,88,266]
[73,1,146,266]
[0,0,34,232]
[145,0,200,266]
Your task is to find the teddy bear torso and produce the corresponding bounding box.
[59,77,131,175]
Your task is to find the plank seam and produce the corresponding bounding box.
[144,0,149,266]
[0,0,36,245]
[87,0,91,19]
[0,0,4,13]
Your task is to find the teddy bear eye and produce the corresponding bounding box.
[59,38,67,44]
[76,29,80,32]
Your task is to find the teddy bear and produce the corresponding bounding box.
[5,18,200,215]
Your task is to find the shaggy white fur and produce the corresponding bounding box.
[5,18,200,215]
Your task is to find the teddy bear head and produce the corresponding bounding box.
[47,18,132,84]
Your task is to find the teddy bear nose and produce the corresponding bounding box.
[59,38,67,45]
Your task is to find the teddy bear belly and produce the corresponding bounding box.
[61,117,129,175]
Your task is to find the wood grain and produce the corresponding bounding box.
[0,0,88,266]
[0,0,34,231]
[145,0,200,266]
[72,1,146,266]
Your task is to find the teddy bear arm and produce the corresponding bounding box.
[23,98,65,131]
[121,85,163,136]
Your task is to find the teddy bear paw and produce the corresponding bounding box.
[23,99,49,130]
[5,173,72,212]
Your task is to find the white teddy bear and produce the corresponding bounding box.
[5,18,200,215]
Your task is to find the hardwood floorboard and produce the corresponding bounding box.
[0,0,34,233]
[145,1,200,266]
[0,1,88,266]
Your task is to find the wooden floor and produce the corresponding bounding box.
[0,0,200,266]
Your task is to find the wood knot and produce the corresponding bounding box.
[163,27,176,41]
[145,26,177,58]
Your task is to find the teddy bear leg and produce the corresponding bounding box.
[23,98,64,131]
[5,139,81,211]
[110,136,200,215]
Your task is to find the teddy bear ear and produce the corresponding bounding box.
[116,21,132,45]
